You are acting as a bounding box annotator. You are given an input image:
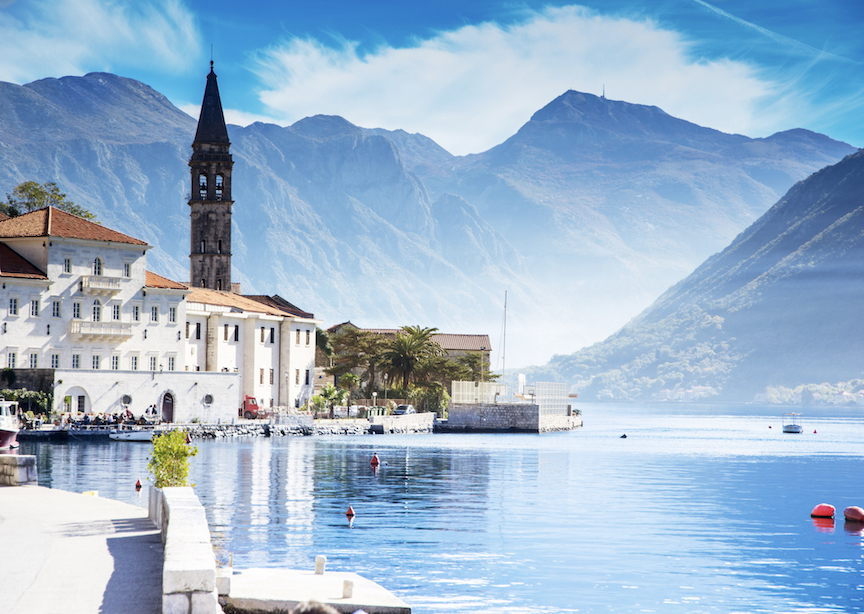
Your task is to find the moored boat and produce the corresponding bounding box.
[782,413,803,434]
[0,399,20,449]
[109,428,155,442]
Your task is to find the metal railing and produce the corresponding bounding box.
[80,275,122,293]
[70,321,132,337]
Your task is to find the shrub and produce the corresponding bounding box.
[148,430,198,488]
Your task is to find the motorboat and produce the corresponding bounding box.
[0,399,20,449]
[109,428,154,442]
[782,413,803,434]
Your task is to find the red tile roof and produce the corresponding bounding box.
[145,271,188,290]
[0,207,147,245]
[186,288,309,317]
[244,294,314,319]
[328,323,491,352]
[0,243,47,280]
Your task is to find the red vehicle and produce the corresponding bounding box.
[239,396,259,419]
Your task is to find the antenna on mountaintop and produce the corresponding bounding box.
[602,84,606,99]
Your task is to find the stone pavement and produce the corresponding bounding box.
[0,485,163,614]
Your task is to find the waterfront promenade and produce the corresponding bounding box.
[0,485,162,614]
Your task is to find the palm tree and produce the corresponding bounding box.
[382,326,444,390]
[338,373,360,402]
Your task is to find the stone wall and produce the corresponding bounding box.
[150,486,220,614]
[539,414,583,433]
[0,454,38,485]
[370,412,435,434]
[446,403,541,431]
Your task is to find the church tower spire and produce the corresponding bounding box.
[189,61,233,291]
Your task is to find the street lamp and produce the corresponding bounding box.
[372,391,377,408]
[384,373,388,406]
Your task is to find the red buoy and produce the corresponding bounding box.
[810,503,835,518]
[370,453,380,467]
[135,478,142,492]
[844,506,864,522]
[346,505,355,518]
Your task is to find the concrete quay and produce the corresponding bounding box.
[0,485,163,614]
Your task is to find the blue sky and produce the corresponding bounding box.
[1,0,863,154]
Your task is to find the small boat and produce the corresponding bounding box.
[109,429,154,442]
[0,399,20,449]
[782,413,803,434]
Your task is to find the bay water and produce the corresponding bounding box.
[21,403,864,612]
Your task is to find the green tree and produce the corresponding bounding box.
[338,373,360,402]
[456,352,498,382]
[381,325,444,390]
[147,430,198,488]
[326,327,388,395]
[318,384,348,418]
[4,181,96,220]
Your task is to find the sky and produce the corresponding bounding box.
[1,0,863,155]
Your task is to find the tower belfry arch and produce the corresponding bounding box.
[189,61,233,291]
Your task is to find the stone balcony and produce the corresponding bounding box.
[79,275,122,296]
[69,320,132,341]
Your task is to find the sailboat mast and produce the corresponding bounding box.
[502,291,507,379]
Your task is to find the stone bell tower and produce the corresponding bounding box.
[189,61,233,291]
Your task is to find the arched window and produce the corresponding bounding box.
[200,278,206,288]
[216,279,222,291]
[200,240,206,253]
[93,299,102,322]
[92,257,103,276]
[215,175,224,201]
[218,239,222,254]
[199,173,208,199]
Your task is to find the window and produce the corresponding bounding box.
[260,327,265,343]
[9,298,18,316]
[306,330,311,346]
[72,354,80,369]
[216,279,222,291]
[113,304,120,321]
[63,258,71,274]
[73,302,81,319]
[295,369,300,385]
[270,328,275,344]
[150,356,157,371]
[305,370,310,385]
[200,278,206,288]
[30,300,39,316]
[200,240,206,254]
[234,325,239,342]
[133,305,140,322]
[215,174,224,200]
[131,356,138,371]
[260,369,264,384]
[269,369,274,385]
[151,306,159,322]
[52,300,61,318]
[168,356,175,371]
[186,322,190,339]
[195,322,201,340]
[111,355,119,370]
[92,355,100,370]
[123,262,131,277]
[199,173,207,199]
[169,307,176,323]
[224,324,229,341]
[28,353,37,368]
[77,396,85,413]
[92,258,102,276]
[92,300,101,322]
[218,239,223,254]
[7,352,15,369]
[296,329,300,344]
[51,354,59,369]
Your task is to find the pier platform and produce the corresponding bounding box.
[0,485,162,614]
[225,568,411,614]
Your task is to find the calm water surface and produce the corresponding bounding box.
[21,403,864,613]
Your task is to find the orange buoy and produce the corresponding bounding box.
[844,506,864,522]
[370,453,380,467]
[135,478,142,492]
[346,505,355,518]
[810,503,835,518]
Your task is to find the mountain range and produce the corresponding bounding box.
[0,72,856,367]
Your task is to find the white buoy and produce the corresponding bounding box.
[315,555,327,575]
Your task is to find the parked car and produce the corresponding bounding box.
[393,404,416,415]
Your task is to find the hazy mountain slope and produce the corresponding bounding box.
[0,75,855,366]
[538,149,864,401]
[413,91,855,360]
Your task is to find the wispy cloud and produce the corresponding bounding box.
[0,0,200,83]
[252,5,778,154]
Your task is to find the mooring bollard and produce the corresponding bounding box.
[315,555,327,575]
[343,579,354,598]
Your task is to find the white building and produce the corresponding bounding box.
[0,65,319,422]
